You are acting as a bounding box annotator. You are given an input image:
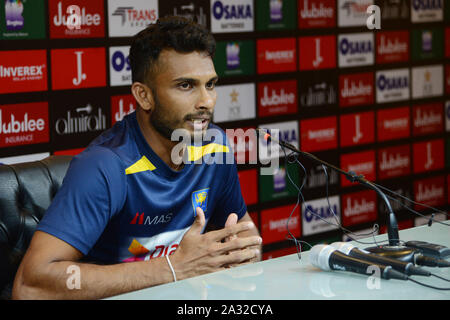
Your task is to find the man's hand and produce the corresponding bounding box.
[170,207,262,280]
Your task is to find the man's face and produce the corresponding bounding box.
[147,49,218,140]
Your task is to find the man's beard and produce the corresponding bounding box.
[149,92,213,142]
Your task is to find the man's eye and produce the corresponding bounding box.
[206,81,216,89]
[179,82,192,89]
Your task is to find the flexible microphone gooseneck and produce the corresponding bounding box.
[257,128,406,255]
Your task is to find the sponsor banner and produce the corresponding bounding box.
[213,83,256,123]
[337,0,373,27]
[257,38,297,74]
[376,106,410,141]
[256,0,296,30]
[0,102,49,148]
[339,111,375,147]
[159,0,209,28]
[415,213,447,226]
[339,72,374,107]
[413,139,444,173]
[298,35,336,70]
[51,93,109,149]
[378,179,413,213]
[111,94,136,126]
[447,138,450,168]
[340,150,375,187]
[0,0,45,39]
[378,0,410,22]
[298,0,336,28]
[338,33,374,68]
[259,162,299,202]
[51,47,106,90]
[302,195,340,236]
[411,27,444,61]
[446,28,450,57]
[377,144,411,180]
[412,103,444,136]
[237,169,258,205]
[414,176,445,211]
[446,65,450,95]
[0,152,50,165]
[411,65,443,99]
[258,79,298,117]
[108,0,158,37]
[53,148,85,156]
[214,40,255,77]
[258,120,299,161]
[411,0,443,22]
[375,68,410,103]
[379,220,413,234]
[299,71,338,108]
[300,116,337,152]
[49,0,105,38]
[0,50,47,94]
[109,46,131,87]
[210,0,254,33]
[342,190,377,227]
[260,204,301,245]
[446,101,450,132]
[226,126,257,164]
[376,30,409,64]
[302,151,339,191]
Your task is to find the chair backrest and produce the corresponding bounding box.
[0,156,73,299]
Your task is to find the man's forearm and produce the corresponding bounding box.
[13,257,174,300]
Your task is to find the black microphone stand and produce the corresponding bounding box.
[258,129,415,260]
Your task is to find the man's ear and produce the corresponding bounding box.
[131,82,154,112]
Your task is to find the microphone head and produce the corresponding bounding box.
[330,242,355,255]
[309,244,336,271]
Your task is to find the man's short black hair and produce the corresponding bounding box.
[129,15,216,85]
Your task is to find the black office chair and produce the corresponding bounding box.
[0,156,73,299]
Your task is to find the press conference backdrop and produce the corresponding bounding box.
[0,0,449,259]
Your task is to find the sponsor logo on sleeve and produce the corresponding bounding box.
[413,139,444,173]
[49,0,105,38]
[376,106,410,141]
[0,102,49,148]
[0,50,47,94]
[342,190,377,227]
[300,116,337,152]
[51,47,106,90]
[210,0,254,33]
[299,35,336,70]
[108,0,158,37]
[258,79,298,117]
[339,111,375,147]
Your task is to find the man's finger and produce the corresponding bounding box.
[224,213,238,242]
[188,206,206,235]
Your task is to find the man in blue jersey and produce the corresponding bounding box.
[13,16,262,300]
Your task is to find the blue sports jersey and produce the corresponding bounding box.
[37,112,247,264]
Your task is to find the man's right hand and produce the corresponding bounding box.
[170,207,262,280]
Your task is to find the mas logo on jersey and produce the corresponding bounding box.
[192,188,209,215]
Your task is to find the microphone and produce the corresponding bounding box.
[309,244,408,280]
[330,242,430,276]
[414,255,450,268]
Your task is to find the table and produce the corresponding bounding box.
[107,220,450,300]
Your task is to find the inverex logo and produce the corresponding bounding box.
[340,150,376,187]
[0,102,49,148]
[300,116,337,152]
[302,196,340,236]
[211,0,254,33]
[257,38,296,74]
[260,204,300,244]
[377,107,410,141]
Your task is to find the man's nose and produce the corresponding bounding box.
[196,87,215,110]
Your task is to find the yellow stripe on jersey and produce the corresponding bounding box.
[125,156,156,175]
[186,143,229,162]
